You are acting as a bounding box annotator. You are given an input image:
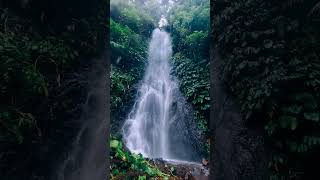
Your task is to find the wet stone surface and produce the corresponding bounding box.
[150,158,209,180]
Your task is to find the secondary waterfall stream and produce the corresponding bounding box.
[122,27,202,162]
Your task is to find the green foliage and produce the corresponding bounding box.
[110,19,143,48]
[110,0,211,166]
[169,0,210,35]
[110,2,155,128]
[110,67,135,110]
[110,1,155,37]
[214,0,320,178]
[185,31,209,59]
[0,10,79,144]
[169,0,210,60]
[0,108,36,143]
[172,53,210,142]
[110,18,146,68]
[110,136,170,179]
[119,7,154,35]
[168,0,210,157]
[1,2,108,179]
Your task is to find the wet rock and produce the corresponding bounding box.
[151,159,209,180]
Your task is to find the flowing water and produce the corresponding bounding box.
[122,28,202,162]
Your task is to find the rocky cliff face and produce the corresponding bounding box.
[210,2,268,180]
[210,48,267,180]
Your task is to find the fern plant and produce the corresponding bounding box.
[214,0,320,178]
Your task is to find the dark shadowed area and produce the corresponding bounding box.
[0,0,109,179]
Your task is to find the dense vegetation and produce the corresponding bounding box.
[169,0,210,155]
[110,136,172,179]
[4,0,319,179]
[214,0,320,179]
[110,1,163,178]
[110,0,155,132]
[110,0,210,178]
[0,0,107,179]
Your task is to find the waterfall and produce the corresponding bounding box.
[122,27,202,162]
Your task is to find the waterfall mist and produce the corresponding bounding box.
[53,58,108,180]
[122,28,202,162]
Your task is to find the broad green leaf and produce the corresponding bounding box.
[138,176,146,180]
[110,140,119,148]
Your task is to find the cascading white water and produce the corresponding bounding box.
[122,21,202,162]
[123,28,173,158]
